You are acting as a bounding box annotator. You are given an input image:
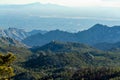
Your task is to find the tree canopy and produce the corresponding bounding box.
[0,52,16,80]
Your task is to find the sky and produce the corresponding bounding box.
[0,0,120,31]
[0,0,120,7]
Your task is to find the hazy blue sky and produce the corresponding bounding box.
[0,0,120,7]
[0,0,120,31]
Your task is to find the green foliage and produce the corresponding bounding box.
[71,67,120,80]
[2,40,120,80]
[26,41,120,69]
[0,53,16,80]
[21,41,120,79]
[0,52,16,66]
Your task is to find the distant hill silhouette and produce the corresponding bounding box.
[23,24,120,46]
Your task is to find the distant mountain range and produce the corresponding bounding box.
[1,24,120,48]
[0,28,47,41]
[0,28,29,41]
[23,29,76,46]
[0,3,120,31]
[22,24,120,47]
[76,24,120,44]
[0,2,119,20]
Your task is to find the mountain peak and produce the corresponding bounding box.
[94,24,104,26]
[89,24,109,30]
[93,24,108,28]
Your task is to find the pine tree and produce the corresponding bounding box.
[0,52,16,80]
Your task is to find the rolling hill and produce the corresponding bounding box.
[25,41,117,69]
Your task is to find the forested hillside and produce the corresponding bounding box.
[1,38,120,79]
